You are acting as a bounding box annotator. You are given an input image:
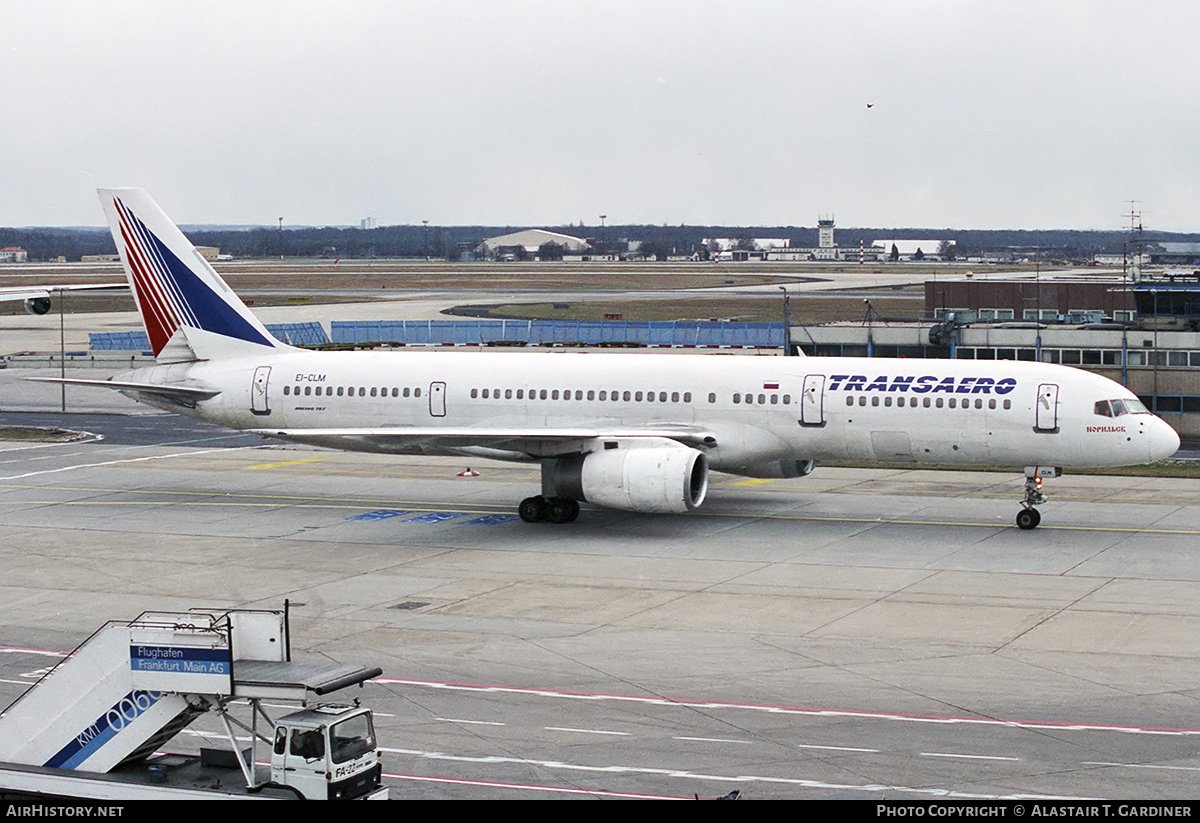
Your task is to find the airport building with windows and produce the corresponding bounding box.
[795,275,1200,434]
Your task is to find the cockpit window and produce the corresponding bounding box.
[1095,398,1151,418]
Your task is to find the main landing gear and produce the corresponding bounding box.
[1016,466,1060,530]
[519,495,580,524]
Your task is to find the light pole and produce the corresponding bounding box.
[779,286,793,356]
[57,288,65,411]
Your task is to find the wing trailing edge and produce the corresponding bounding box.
[248,425,718,456]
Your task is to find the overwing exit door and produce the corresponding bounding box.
[429,382,446,417]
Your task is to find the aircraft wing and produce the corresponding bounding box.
[24,376,220,406]
[247,425,718,456]
[0,284,127,301]
[1,283,127,315]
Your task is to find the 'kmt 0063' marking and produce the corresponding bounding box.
[45,689,165,769]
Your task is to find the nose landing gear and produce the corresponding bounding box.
[1017,466,1060,529]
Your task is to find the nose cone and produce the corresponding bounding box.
[1149,417,1181,462]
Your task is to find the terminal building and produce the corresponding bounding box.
[926,278,1137,323]
[799,274,1200,435]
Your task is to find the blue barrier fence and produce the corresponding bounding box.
[330,320,786,348]
[87,331,153,351]
[264,322,329,346]
[90,322,330,351]
[90,320,785,350]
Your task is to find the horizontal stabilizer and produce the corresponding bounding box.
[25,376,220,407]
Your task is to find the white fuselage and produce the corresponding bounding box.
[116,349,1180,473]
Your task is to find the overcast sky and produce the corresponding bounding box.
[5,0,1200,231]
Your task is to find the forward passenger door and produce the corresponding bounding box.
[1034,383,1059,433]
[800,374,826,427]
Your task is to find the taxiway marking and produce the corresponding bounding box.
[379,677,1200,737]
[381,747,1068,800]
[0,447,248,480]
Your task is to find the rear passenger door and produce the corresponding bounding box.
[429,382,446,417]
[251,366,272,416]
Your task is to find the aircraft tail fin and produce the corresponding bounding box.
[98,188,287,363]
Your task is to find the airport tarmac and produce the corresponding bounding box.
[1,403,1200,798]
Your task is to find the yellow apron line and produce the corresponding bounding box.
[190,463,485,479]
[0,483,483,507]
[0,499,507,515]
[244,458,330,470]
[691,510,1200,535]
[2,495,1198,535]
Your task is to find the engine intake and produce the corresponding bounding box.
[25,297,51,315]
[544,443,708,513]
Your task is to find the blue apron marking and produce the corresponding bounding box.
[462,514,521,526]
[346,510,411,521]
[402,511,467,524]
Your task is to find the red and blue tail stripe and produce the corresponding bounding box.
[108,191,276,357]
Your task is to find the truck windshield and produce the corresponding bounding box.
[330,713,376,764]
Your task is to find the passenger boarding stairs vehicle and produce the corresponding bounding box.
[0,606,388,800]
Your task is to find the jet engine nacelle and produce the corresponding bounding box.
[544,442,709,513]
[25,297,51,315]
[733,458,815,479]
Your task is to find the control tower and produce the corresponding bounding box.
[818,215,835,249]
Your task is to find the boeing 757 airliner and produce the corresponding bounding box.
[34,189,1181,529]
